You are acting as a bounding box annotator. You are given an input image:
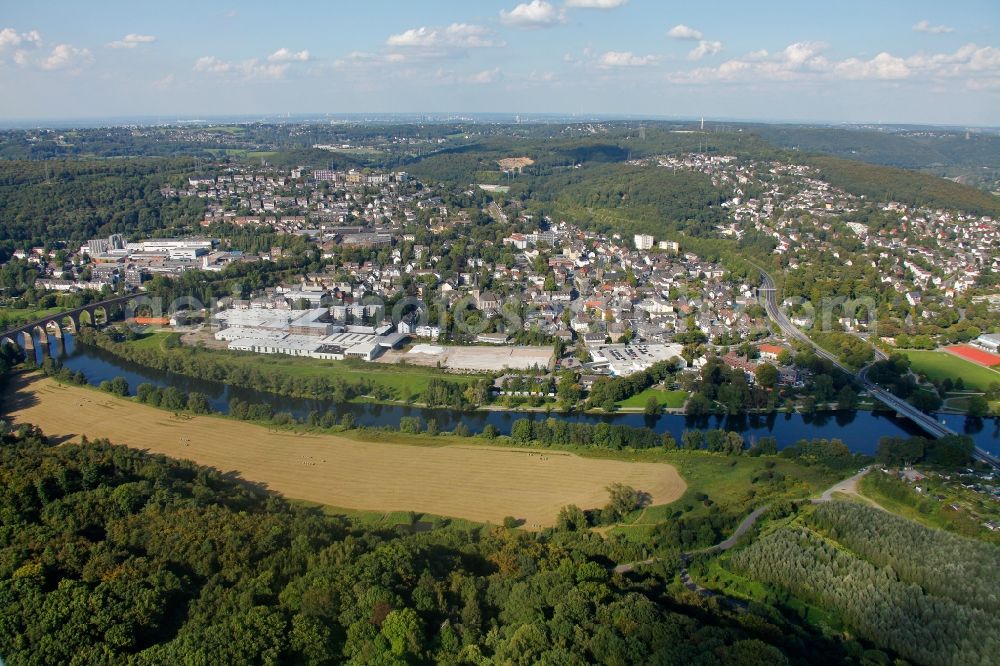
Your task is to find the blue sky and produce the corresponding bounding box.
[1,0,997,124]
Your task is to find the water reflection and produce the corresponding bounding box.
[21,331,997,456]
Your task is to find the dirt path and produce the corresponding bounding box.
[813,467,886,510]
[3,375,686,527]
[615,467,880,574]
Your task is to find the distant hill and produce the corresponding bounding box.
[804,154,1000,217]
[749,125,1000,170]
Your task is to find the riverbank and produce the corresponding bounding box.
[3,374,687,527]
[26,329,1000,457]
[77,327,492,407]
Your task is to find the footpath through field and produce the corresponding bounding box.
[613,467,875,575]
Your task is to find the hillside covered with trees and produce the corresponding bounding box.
[0,426,873,665]
[0,159,206,249]
[804,155,1000,217]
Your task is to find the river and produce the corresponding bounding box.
[26,331,1000,456]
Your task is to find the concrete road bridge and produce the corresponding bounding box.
[756,270,999,469]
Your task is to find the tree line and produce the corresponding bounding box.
[876,434,975,468]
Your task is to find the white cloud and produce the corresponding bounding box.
[387,27,435,47]
[0,27,43,68]
[268,47,310,62]
[106,33,156,49]
[196,47,317,79]
[597,51,659,68]
[0,27,42,50]
[386,23,501,49]
[338,23,500,72]
[469,67,501,84]
[500,1,565,28]
[668,40,1000,87]
[565,0,627,8]
[781,41,826,66]
[242,60,288,78]
[960,44,1000,72]
[194,55,288,78]
[965,77,1000,90]
[39,43,93,71]
[334,51,408,68]
[905,43,1000,77]
[193,55,231,74]
[669,41,830,83]
[913,20,954,34]
[688,40,722,60]
[667,24,702,40]
[152,73,175,89]
[528,70,556,82]
[833,52,910,80]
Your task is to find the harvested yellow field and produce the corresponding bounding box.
[4,376,686,527]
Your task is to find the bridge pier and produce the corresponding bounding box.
[45,320,63,340]
[19,330,34,353]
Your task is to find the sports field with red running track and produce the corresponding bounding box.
[945,344,1000,367]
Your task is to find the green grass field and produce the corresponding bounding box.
[616,387,689,409]
[0,306,66,329]
[474,170,503,183]
[611,451,843,542]
[128,330,175,350]
[899,349,1000,392]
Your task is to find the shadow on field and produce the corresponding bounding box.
[1,373,42,414]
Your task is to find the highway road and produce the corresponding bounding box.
[757,270,999,469]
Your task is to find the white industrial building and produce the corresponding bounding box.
[125,238,214,260]
[213,307,404,361]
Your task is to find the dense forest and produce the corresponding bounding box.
[0,427,876,664]
[804,155,1000,217]
[731,502,1000,666]
[0,159,206,248]
[512,162,728,238]
[808,502,1000,614]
